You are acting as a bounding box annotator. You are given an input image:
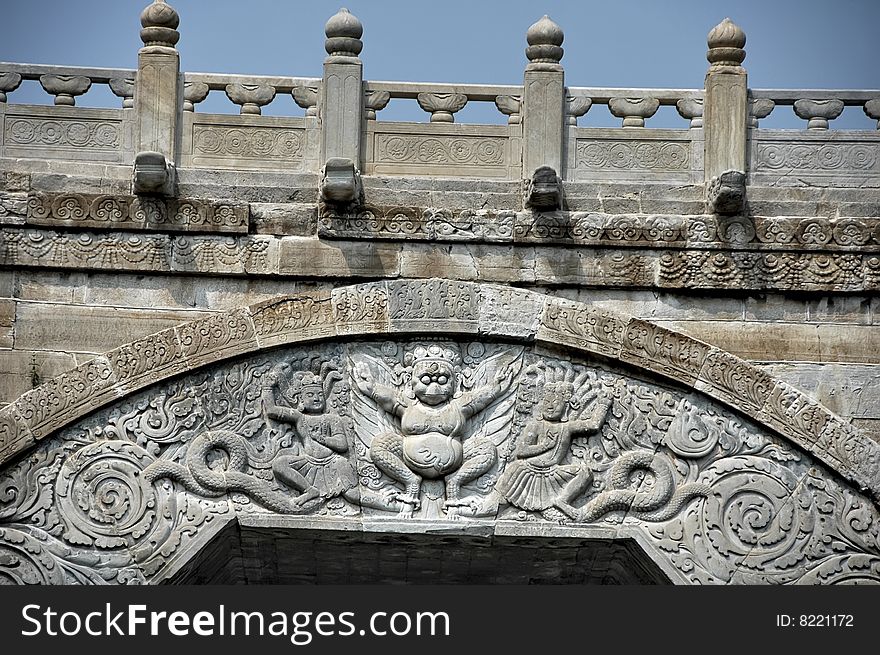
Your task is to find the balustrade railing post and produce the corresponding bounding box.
[133,0,181,196]
[321,8,364,166]
[521,16,566,210]
[703,18,748,214]
[318,8,365,211]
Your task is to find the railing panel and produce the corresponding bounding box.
[569,128,702,184]
[180,113,317,172]
[1,104,129,163]
[749,129,880,186]
[365,122,519,179]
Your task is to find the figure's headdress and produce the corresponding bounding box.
[297,371,323,392]
[404,342,462,369]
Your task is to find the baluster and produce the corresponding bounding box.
[416,93,468,123]
[109,78,135,108]
[566,96,591,125]
[608,97,659,127]
[225,83,275,115]
[39,74,91,106]
[865,98,880,130]
[749,98,774,127]
[793,99,844,130]
[292,85,319,116]
[183,81,209,112]
[494,95,521,124]
[364,90,390,120]
[676,97,703,128]
[0,72,22,102]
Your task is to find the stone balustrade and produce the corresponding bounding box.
[0,4,877,185]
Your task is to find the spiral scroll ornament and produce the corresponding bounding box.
[55,441,161,549]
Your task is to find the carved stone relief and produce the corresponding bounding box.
[1,337,879,584]
[25,192,248,233]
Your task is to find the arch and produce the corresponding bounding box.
[0,278,878,585]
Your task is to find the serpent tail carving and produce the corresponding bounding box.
[578,449,709,522]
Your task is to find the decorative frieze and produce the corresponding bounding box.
[5,117,120,151]
[755,142,878,173]
[25,192,248,233]
[374,134,506,167]
[1,330,876,584]
[322,207,880,252]
[192,125,305,162]
[575,139,690,171]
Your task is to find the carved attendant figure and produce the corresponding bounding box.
[262,365,359,507]
[352,343,517,518]
[496,382,612,518]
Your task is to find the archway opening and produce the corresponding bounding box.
[167,522,672,584]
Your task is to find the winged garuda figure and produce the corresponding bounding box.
[350,342,522,518]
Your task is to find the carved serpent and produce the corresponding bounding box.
[578,450,710,522]
[143,430,310,514]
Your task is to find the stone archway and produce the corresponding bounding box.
[0,279,878,585]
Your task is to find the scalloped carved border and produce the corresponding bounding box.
[1,279,877,502]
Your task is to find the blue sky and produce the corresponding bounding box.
[1,0,878,128]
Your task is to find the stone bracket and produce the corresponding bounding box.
[319,157,364,213]
[133,151,177,197]
[706,169,746,215]
[524,166,563,211]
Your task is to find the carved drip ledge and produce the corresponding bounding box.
[0,279,876,504]
[2,226,878,293]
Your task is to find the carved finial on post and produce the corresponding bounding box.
[134,0,181,196]
[324,8,363,62]
[703,18,748,215]
[139,0,180,51]
[706,17,746,69]
[526,15,564,72]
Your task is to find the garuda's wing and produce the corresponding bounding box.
[463,347,524,447]
[348,352,400,449]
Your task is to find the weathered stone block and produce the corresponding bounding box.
[537,297,625,359]
[14,302,213,354]
[387,279,479,335]
[331,283,389,336]
[250,203,316,236]
[251,292,336,348]
[620,319,710,386]
[479,285,544,340]
[0,349,78,404]
[279,238,399,277]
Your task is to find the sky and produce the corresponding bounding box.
[1,0,878,129]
